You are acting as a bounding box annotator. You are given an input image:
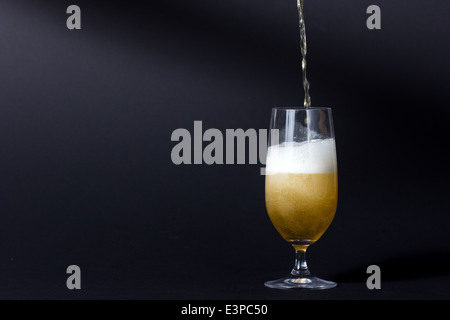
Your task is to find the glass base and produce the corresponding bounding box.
[265,275,337,290]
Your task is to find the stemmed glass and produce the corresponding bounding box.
[264,107,338,289]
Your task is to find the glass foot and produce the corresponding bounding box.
[265,275,337,290]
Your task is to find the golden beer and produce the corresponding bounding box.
[266,172,337,244]
[265,139,338,246]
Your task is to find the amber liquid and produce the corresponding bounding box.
[265,172,337,245]
[297,0,311,108]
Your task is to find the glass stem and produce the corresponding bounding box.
[291,245,311,277]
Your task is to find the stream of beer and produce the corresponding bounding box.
[297,0,311,109]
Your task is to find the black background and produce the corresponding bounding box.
[0,0,449,300]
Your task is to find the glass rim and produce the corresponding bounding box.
[272,107,332,111]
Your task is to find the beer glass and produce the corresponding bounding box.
[265,107,338,289]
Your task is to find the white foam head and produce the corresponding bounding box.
[266,139,337,174]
